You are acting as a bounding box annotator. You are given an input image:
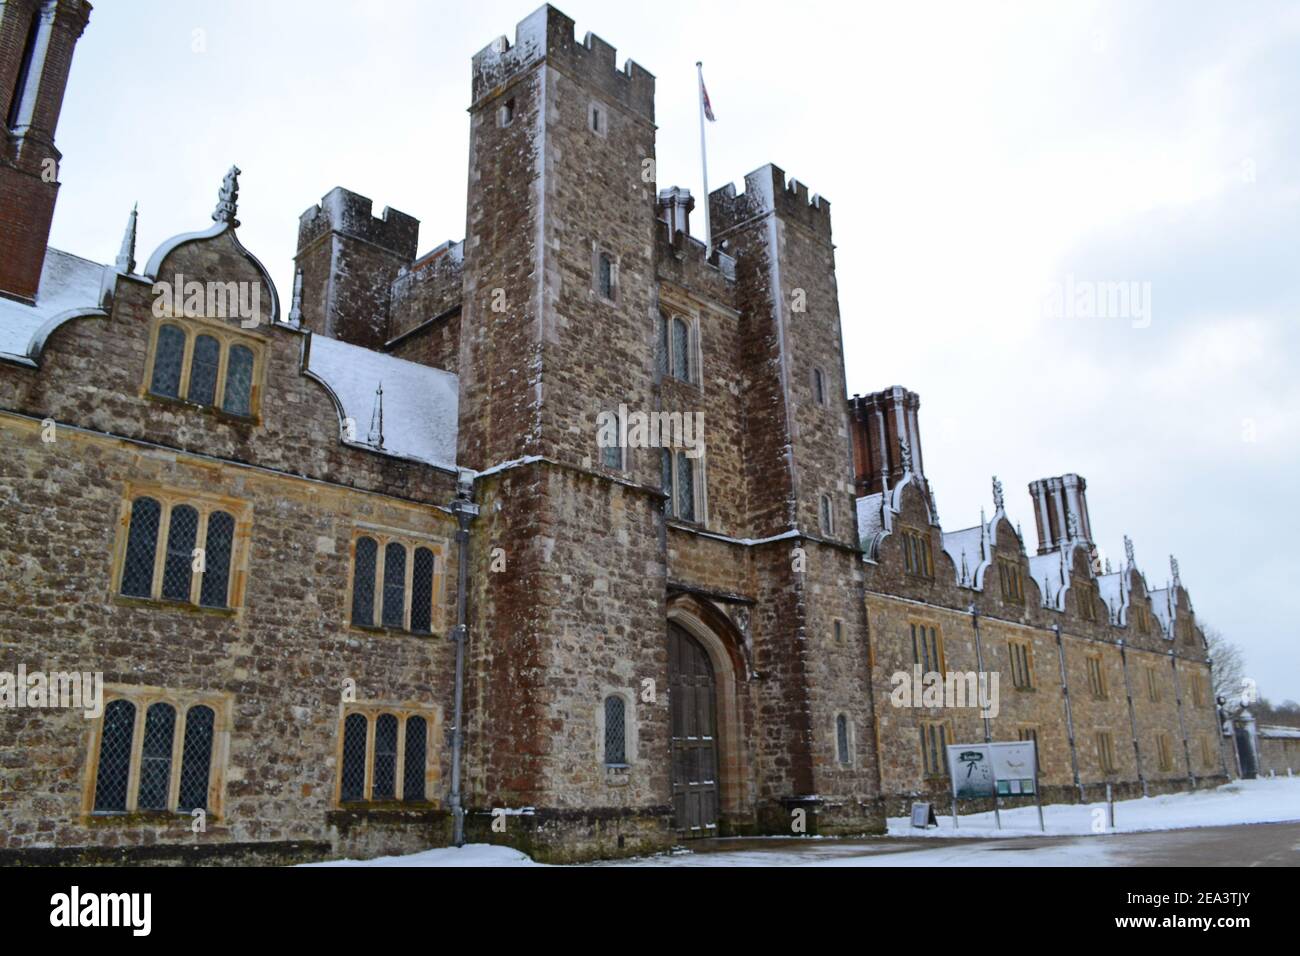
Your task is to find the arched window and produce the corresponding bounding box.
[410,547,435,634]
[604,696,627,766]
[178,705,215,811]
[382,542,406,628]
[138,702,176,810]
[161,504,199,601]
[403,715,427,801]
[340,713,368,802]
[372,714,399,799]
[150,324,186,399]
[120,497,161,598]
[672,316,691,381]
[836,714,851,767]
[199,511,235,608]
[813,367,827,405]
[222,344,255,417]
[820,495,834,535]
[93,699,136,812]
[597,252,614,300]
[188,334,221,406]
[351,537,378,626]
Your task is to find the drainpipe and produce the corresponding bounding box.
[1118,640,1148,797]
[969,605,1000,829]
[448,470,479,846]
[1054,622,1084,801]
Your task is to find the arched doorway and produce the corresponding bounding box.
[668,621,719,836]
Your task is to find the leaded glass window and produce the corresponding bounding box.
[382,543,406,628]
[661,449,674,518]
[340,713,368,802]
[601,410,623,470]
[93,699,136,812]
[351,537,377,626]
[137,702,176,811]
[598,252,614,299]
[403,716,427,801]
[161,504,198,601]
[814,367,826,405]
[676,451,695,522]
[222,344,254,417]
[820,495,833,535]
[178,705,214,811]
[372,713,398,800]
[188,334,220,406]
[604,696,626,766]
[199,511,234,608]
[150,324,185,398]
[657,313,669,377]
[837,714,850,766]
[410,547,434,634]
[121,497,161,598]
[672,316,691,381]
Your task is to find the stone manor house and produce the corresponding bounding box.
[0,2,1226,863]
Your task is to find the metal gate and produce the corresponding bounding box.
[668,622,719,836]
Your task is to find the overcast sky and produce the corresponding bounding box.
[48,1,1300,700]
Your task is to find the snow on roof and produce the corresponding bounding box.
[305,334,459,471]
[0,248,109,363]
[942,524,984,588]
[1259,725,1300,739]
[1029,550,1065,610]
[1097,571,1128,624]
[855,492,887,554]
[1149,586,1175,637]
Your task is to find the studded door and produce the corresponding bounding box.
[668,622,719,835]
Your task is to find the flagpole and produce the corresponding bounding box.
[696,60,712,259]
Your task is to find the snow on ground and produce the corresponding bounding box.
[885,775,1300,838]
[303,777,1300,867]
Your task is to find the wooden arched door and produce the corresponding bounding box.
[668,622,719,835]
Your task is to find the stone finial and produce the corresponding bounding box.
[1124,534,1135,568]
[212,165,242,227]
[992,475,1004,511]
[115,202,138,274]
[288,268,304,326]
[367,381,384,448]
[1170,555,1181,588]
[1105,557,1113,574]
[899,435,913,473]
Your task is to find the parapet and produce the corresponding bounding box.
[471,4,654,120]
[710,164,833,243]
[297,186,420,262]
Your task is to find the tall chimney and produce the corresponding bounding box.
[849,386,925,497]
[1028,473,1094,554]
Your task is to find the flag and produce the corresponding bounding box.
[700,73,716,122]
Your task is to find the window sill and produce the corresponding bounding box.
[348,623,441,639]
[113,594,236,616]
[86,810,219,825]
[145,391,260,427]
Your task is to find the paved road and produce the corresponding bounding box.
[614,821,1300,866]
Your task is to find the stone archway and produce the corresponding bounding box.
[666,598,748,828]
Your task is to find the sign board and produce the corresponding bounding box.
[946,741,1037,800]
[910,801,938,828]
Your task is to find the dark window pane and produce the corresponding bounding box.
[403,716,427,802]
[657,313,669,377]
[222,344,254,417]
[150,324,185,398]
[837,715,850,765]
[351,537,377,626]
[199,511,234,608]
[340,713,368,802]
[121,497,161,597]
[93,699,135,812]
[177,705,214,811]
[411,547,434,634]
[598,253,613,298]
[604,696,626,765]
[382,543,406,628]
[161,504,199,601]
[188,334,220,406]
[373,713,398,800]
[676,452,695,522]
[138,702,176,811]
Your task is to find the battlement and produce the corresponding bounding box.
[471,4,654,120]
[297,186,419,261]
[709,164,833,243]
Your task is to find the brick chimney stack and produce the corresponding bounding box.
[1028,473,1094,554]
[0,0,92,303]
[849,386,925,497]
